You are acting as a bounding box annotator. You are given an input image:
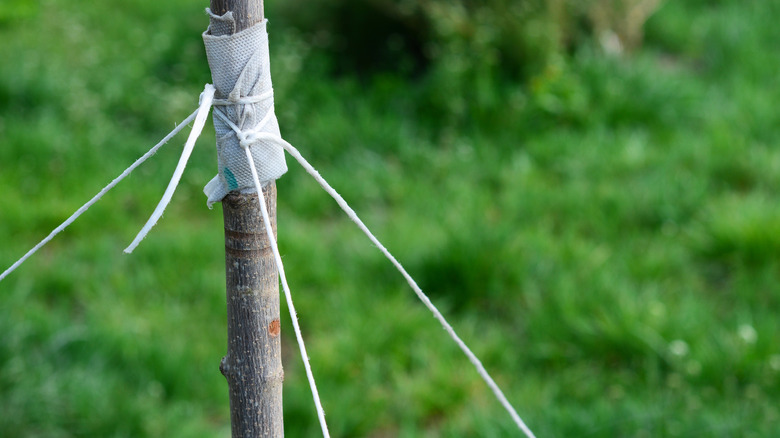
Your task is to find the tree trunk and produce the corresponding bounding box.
[221,187,283,438]
[210,0,264,34]
[209,1,284,436]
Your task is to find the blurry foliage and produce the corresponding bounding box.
[695,194,780,268]
[573,0,664,53]
[0,0,39,24]
[277,0,663,120]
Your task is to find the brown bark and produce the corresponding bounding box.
[210,0,264,32]
[221,187,283,438]
[208,1,283,436]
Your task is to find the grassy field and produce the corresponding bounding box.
[1,0,779,436]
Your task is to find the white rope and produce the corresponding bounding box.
[286,139,537,437]
[124,84,216,253]
[0,108,201,283]
[244,145,331,438]
[230,132,536,438]
[212,99,331,437]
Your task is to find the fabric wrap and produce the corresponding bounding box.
[202,11,287,207]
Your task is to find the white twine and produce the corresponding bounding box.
[213,96,331,437]
[244,146,331,438]
[214,88,534,437]
[124,84,216,253]
[0,108,201,282]
[236,131,538,438]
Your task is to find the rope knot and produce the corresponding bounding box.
[238,130,261,150]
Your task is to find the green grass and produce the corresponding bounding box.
[2,0,780,436]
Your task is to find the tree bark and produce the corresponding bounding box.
[209,1,283,436]
[221,187,283,438]
[210,0,264,33]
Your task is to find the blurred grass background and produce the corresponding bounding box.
[1,0,779,436]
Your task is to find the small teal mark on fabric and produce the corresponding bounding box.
[224,167,238,190]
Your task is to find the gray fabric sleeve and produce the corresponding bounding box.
[202,10,287,207]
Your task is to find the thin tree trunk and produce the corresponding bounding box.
[208,1,284,436]
[210,0,264,32]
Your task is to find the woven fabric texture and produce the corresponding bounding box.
[202,11,287,207]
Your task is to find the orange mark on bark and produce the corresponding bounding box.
[269,319,281,337]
